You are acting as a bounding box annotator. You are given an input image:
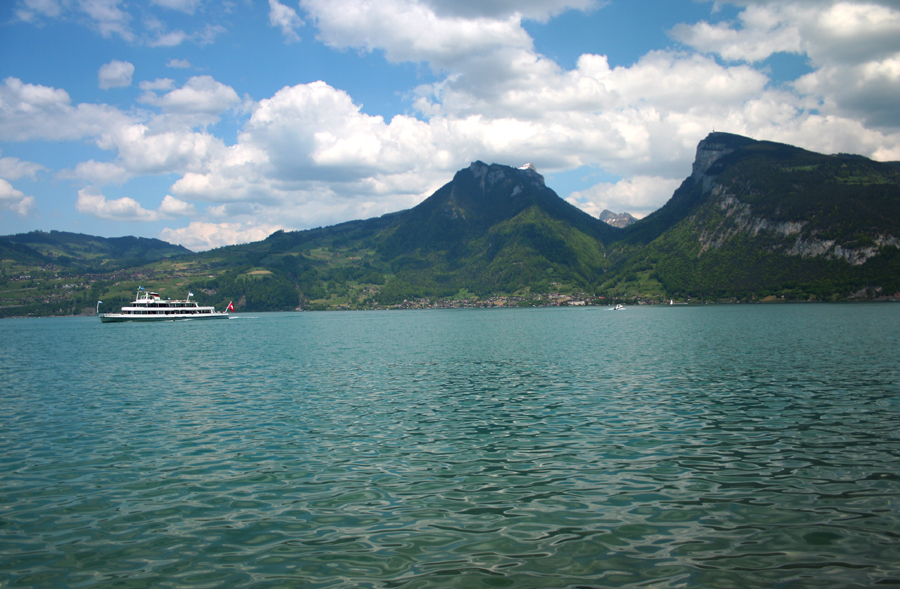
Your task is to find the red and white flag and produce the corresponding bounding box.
[227,301,234,312]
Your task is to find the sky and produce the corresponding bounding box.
[2,0,900,251]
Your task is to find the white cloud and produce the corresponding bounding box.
[300,0,534,71]
[166,58,192,68]
[98,60,135,89]
[0,152,46,180]
[195,23,226,45]
[145,13,226,47]
[138,76,240,116]
[59,160,131,184]
[242,81,438,180]
[159,194,197,216]
[150,0,203,14]
[149,30,189,47]
[16,0,62,21]
[269,0,304,42]
[167,81,446,227]
[1,77,232,184]
[566,176,684,218]
[0,77,136,142]
[794,54,900,127]
[79,0,134,41]
[672,1,900,128]
[140,78,176,92]
[76,187,195,221]
[424,0,598,21]
[672,2,900,64]
[0,179,36,215]
[670,4,804,62]
[160,221,282,250]
[96,124,226,175]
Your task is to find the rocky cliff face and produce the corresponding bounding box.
[467,161,545,194]
[696,186,900,265]
[691,133,755,175]
[685,135,900,266]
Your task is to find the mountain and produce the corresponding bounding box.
[3,133,900,317]
[608,132,900,300]
[599,210,637,228]
[0,230,192,268]
[374,161,620,298]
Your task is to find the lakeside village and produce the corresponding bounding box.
[345,293,640,311]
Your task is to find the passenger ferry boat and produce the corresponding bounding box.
[98,288,232,323]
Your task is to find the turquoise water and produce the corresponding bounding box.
[1,304,899,588]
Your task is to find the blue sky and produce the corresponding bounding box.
[2,0,900,250]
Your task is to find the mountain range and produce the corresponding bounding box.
[2,132,899,316]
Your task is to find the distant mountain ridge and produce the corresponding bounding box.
[0,230,191,269]
[599,210,637,228]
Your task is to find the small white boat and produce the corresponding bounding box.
[612,304,625,311]
[98,288,232,323]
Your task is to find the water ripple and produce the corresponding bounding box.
[1,305,899,587]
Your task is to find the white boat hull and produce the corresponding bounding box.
[99,312,229,323]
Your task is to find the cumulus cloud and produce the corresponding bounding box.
[269,0,304,42]
[158,194,197,216]
[138,76,240,116]
[241,81,438,181]
[59,160,131,184]
[166,58,192,68]
[96,124,226,175]
[76,188,195,221]
[300,0,534,71]
[0,151,46,180]
[0,179,36,215]
[672,1,900,128]
[670,4,804,62]
[2,76,231,183]
[160,221,283,251]
[98,60,134,89]
[673,2,900,64]
[0,77,136,142]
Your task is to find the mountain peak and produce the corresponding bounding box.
[599,209,637,228]
[691,132,757,179]
[465,161,545,191]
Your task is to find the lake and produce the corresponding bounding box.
[1,304,899,588]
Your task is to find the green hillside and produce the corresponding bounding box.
[2,230,192,268]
